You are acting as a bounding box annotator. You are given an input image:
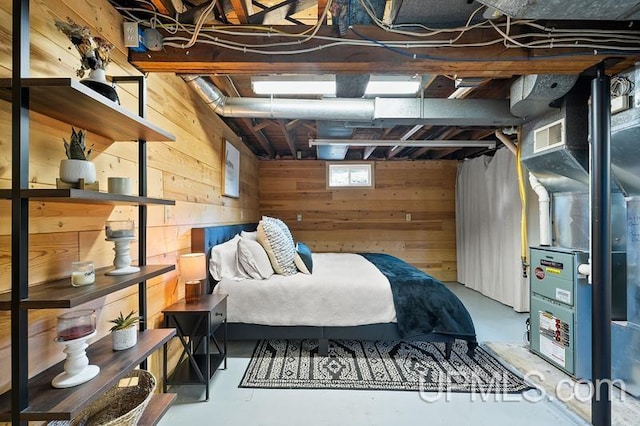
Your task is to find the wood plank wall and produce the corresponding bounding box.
[0,0,260,397]
[259,160,458,281]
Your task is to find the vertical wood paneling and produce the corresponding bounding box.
[0,0,260,396]
[259,160,458,281]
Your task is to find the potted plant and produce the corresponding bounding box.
[109,310,139,351]
[55,18,119,103]
[59,127,97,185]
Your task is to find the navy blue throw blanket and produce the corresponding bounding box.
[359,253,477,345]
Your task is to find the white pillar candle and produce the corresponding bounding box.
[71,261,95,287]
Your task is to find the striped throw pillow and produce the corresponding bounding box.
[257,217,297,275]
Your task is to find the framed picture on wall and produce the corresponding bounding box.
[223,140,240,198]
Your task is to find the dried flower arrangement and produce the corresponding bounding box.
[55,18,114,78]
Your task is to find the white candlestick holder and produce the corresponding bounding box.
[105,237,140,275]
[52,330,100,388]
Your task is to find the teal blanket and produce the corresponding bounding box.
[359,253,477,344]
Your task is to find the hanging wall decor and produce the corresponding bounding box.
[223,140,240,198]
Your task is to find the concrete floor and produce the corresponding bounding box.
[158,283,586,426]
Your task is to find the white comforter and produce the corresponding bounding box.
[213,253,397,326]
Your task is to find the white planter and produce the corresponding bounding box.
[60,159,96,184]
[112,325,137,350]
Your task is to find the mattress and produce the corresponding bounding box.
[213,252,397,326]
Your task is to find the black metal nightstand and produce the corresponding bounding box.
[162,294,227,401]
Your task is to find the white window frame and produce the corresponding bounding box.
[326,162,375,189]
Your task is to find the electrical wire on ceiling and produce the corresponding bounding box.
[610,76,634,97]
[109,0,640,60]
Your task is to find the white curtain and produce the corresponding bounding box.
[456,148,530,312]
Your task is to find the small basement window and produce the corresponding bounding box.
[327,163,374,188]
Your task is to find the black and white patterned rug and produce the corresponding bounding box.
[240,339,532,393]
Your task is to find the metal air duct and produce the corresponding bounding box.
[519,81,590,193]
[182,75,521,126]
[511,74,579,118]
[611,67,640,197]
[477,0,640,20]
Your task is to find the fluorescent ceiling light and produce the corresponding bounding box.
[365,75,421,95]
[251,75,422,96]
[309,139,496,149]
[252,75,336,95]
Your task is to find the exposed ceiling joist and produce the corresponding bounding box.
[277,119,298,157]
[241,118,275,157]
[248,0,317,25]
[363,146,377,160]
[285,119,302,131]
[317,0,328,23]
[150,0,177,15]
[410,128,465,159]
[429,148,460,160]
[253,120,275,131]
[130,25,637,76]
[230,0,251,23]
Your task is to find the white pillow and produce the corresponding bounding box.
[238,237,274,279]
[209,235,250,281]
[257,217,297,275]
[240,230,258,241]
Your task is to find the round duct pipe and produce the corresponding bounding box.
[510,74,579,118]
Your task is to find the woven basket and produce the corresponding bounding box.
[49,369,156,426]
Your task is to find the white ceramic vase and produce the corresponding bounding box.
[80,68,120,103]
[112,325,137,350]
[59,159,97,184]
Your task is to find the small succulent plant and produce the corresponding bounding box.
[109,310,139,331]
[63,127,93,160]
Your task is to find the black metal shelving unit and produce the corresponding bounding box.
[5,1,178,423]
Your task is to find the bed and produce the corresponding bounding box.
[191,223,477,357]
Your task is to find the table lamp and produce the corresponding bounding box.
[180,253,206,303]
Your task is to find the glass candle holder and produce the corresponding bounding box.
[71,261,95,287]
[56,309,97,341]
[105,220,135,239]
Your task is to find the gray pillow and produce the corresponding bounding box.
[240,230,258,241]
[209,235,250,281]
[238,237,274,279]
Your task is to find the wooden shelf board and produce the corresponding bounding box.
[0,294,8,310]
[0,189,9,199]
[24,264,174,309]
[0,329,176,422]
[138,393,177,426]
[0,265,175,310]
[0,78,175,142]
[22,188,175,205]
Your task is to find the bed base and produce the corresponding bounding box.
[227,322,462,357]
[191,224,476,358]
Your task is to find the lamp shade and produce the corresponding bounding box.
[180,253,206,282]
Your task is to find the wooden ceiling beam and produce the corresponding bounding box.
[363,146,377,160]
[253,120,276,131]
[277,119,298,157]
[230,0,251,24]
[285,119,302,131]
[318,0,328,24]
[410,128,465,159]
[385,125,433,160]
[241,118,276,157]
[150,0,178,15]
[130,25,638,76]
